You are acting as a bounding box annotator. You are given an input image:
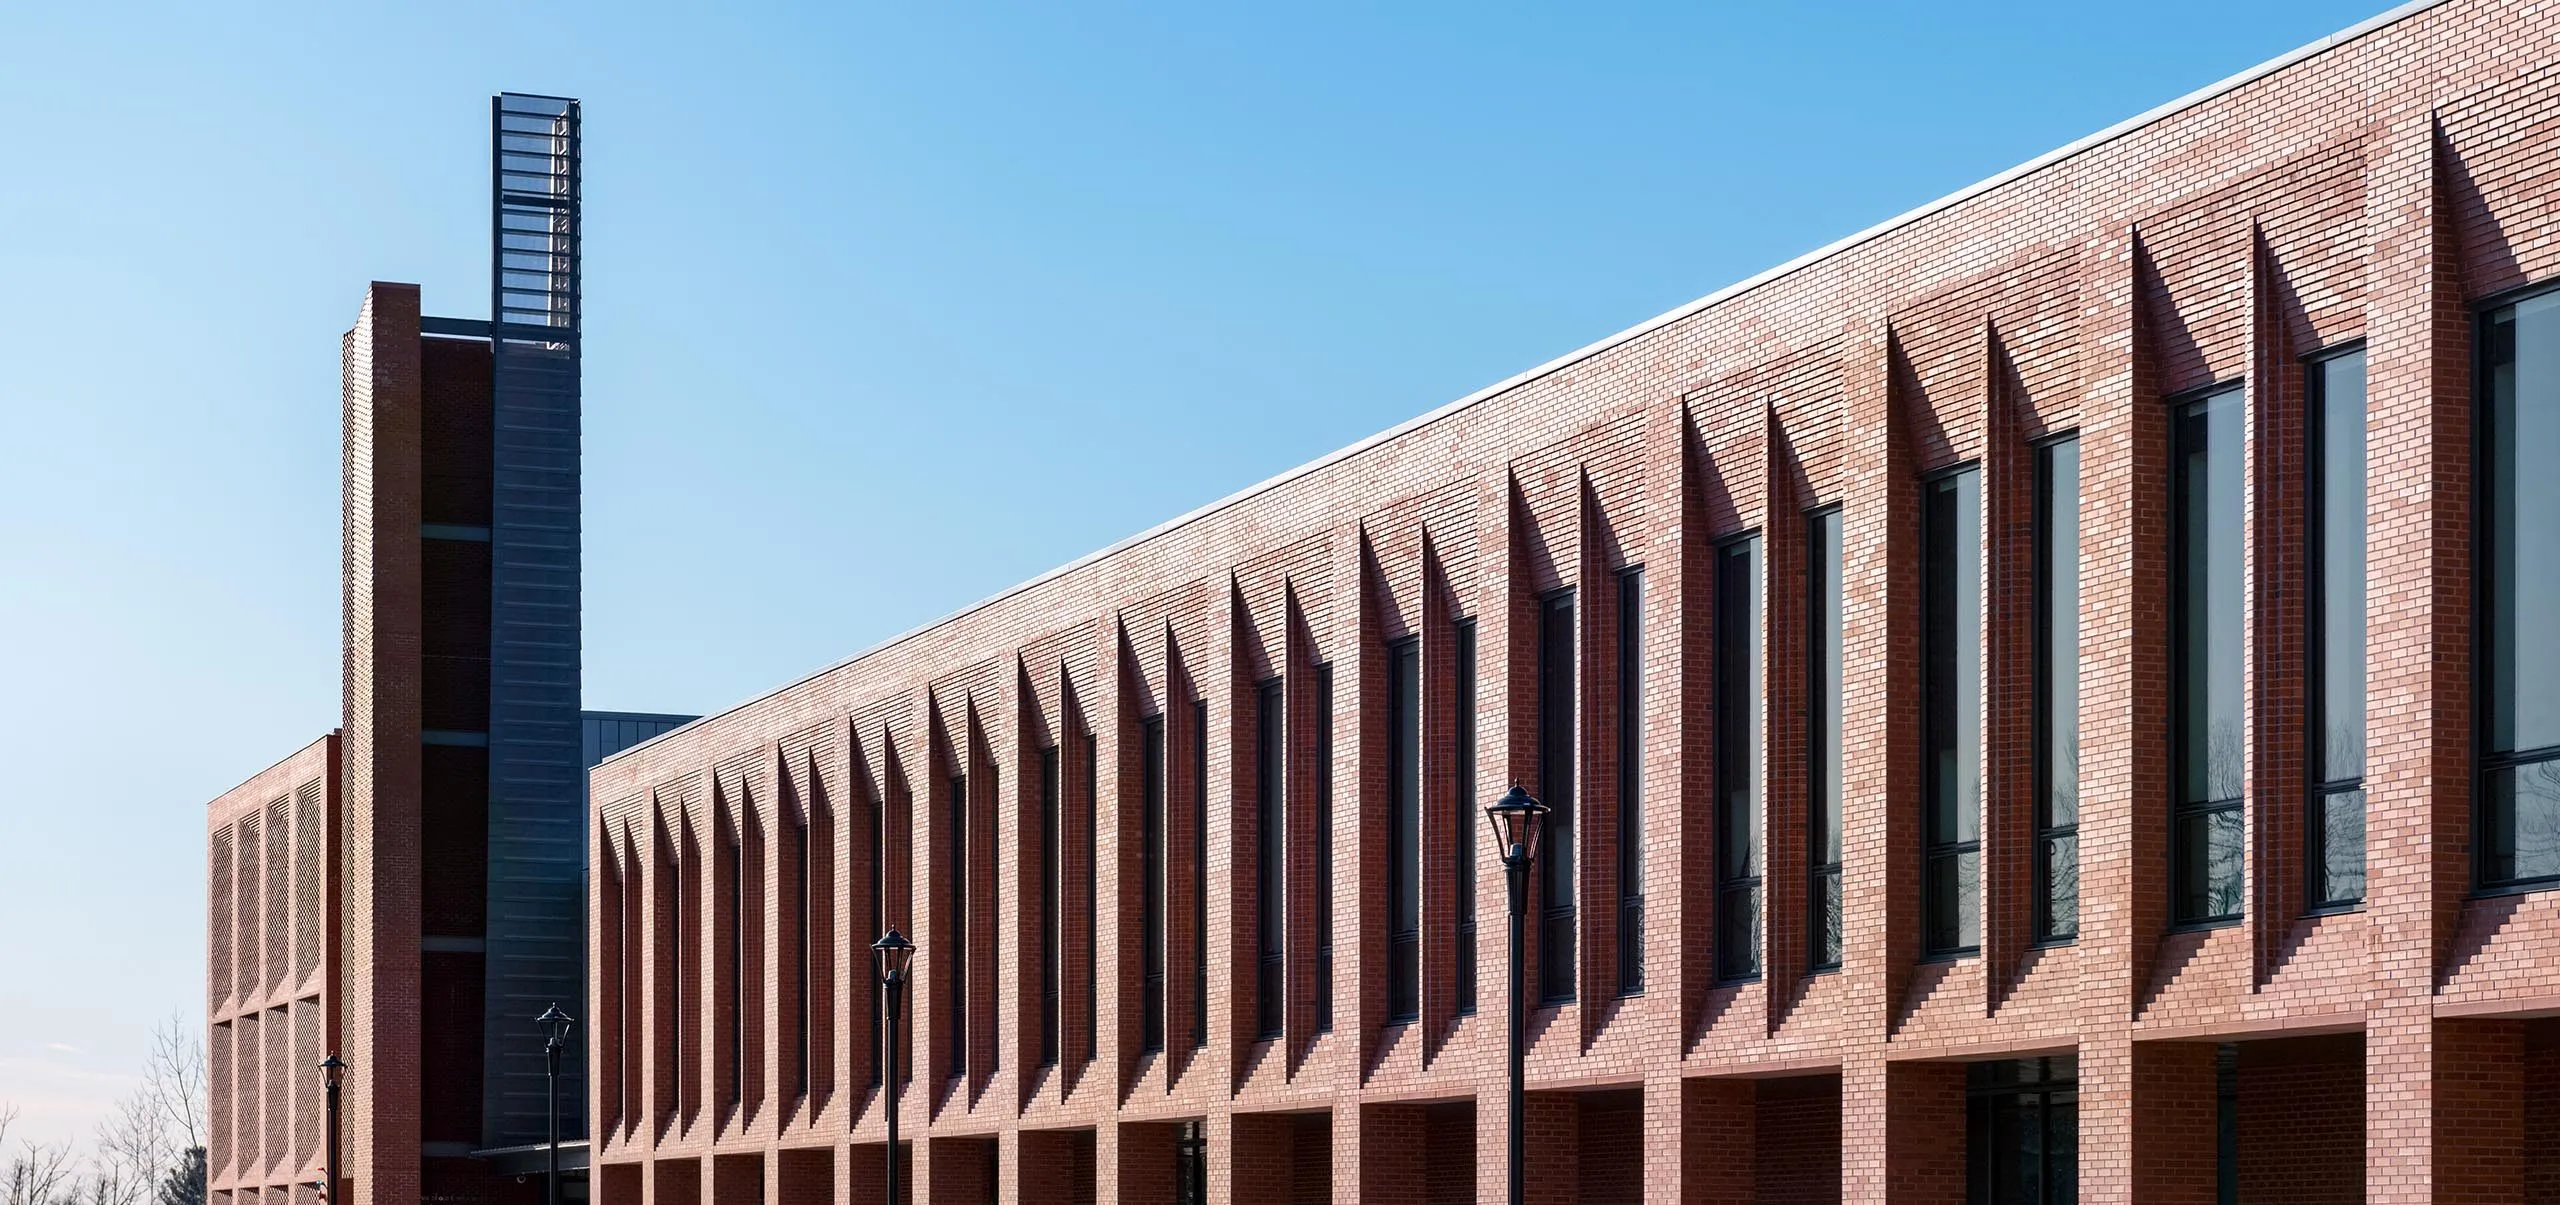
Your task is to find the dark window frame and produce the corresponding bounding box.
[1966,1056,2080,1205]
[1714,537,1764,983]
[1254,677,1286,1039]
[1923,463,1985,958]
[1139,715,1166,1054]
[2171,381,2248,927]
[947,768,968,1078]
[1385,635,1424,1022]
[1191,699,1209,1051]
[2306,344,2369,912]
[2476,283,2560,894]
[1039,744,1062,1065]
[1536,587,1579,1004]
[2034,435,2083,944]
[1315,663,1336,1032]
[1807,506,1846,972]
[1455,618,1480,1015]
[1616,566,1647,996]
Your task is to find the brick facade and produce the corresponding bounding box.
[589,3,2560,1200]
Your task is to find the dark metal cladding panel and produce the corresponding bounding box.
[480,92,587,1150]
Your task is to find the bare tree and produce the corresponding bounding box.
[1,1104,82,1205]
[138,1019,203,1158]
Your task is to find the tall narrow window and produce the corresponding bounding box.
[793,806,811,1096]
[1192,700,1209,1050]
[1083,729,1099,1060]
[728,822,746,1111]
[1255,679,1285,1039]
[2036,438,2082,941]
[868,786,885,1088]
[1386,636,1423,1021]
[2310,347,2368,908]
[1924,467,1983,955]
[1140,717,1166,1052]
[1455,619,1480,1015]
[948,771,968,1077]
[2173,386,2245,923]
[1617,567,1645,995]
[1537,589,1578,1003]
[1807,508,1845,970]
[2482,294,2560,889]
[1314,665,1336,1031]
[1715,540,1763,981]
[1040,745,1062,1065]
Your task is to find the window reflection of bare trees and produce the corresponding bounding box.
[2505,759,2560,880]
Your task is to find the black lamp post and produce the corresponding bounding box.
[536,1004,573,1205]
[317,1054,347,1205]
[1483,782,1548,1205]
[873,928,916,1205]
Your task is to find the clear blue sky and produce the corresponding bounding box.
[0,0,2389,1144]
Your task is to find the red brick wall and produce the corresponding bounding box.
[583,4,2560,1202]
[2236,1034,2363,1205]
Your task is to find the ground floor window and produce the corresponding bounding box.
[1175,1119,1208,1205]
[1969,1055,2077,1204]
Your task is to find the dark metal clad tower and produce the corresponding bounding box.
[481,92,586,1149]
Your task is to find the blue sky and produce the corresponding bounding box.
[0,0,2390,1144]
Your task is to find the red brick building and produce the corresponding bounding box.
[586,2,2560,1201]
[205,94,692,1205]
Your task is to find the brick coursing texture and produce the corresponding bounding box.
[586,3,2560,1201]
[206,736,338,1205]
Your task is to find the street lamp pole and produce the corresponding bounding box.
[1484,783,1548,1205]
[536,1004,573,1205]
[317,1054,346,1205]
[873,929,915,1205]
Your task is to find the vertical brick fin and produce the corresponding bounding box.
[1875,325,1926,1032]
[592,816,623,1145]
[966,691,1002,1109]
[1058,652,1100,1101]
[842,726,878,1117]
[341,283,423,1205]
[1220,581,1260,1092]
[2245,225,2309,988]
[1760,401,1808,1036]
[2120,233,2175,1019]
[1170,621,1211,1090]
[1674,403,1717,1045]
[922,690,961,1119]
[1417,530,1458,1063]
[1011,658,1045,1113]
[1573,472,1610,1041]
[1982,323,2037,1015]
[1350,528,1390,1072]
[1282,582,1320,1079]
[1110,620,1145,1103]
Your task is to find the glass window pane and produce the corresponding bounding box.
[2316,788,2366,906]
[1539,591,1578,907]
[2487,295,2560,756]
[2174,806,2244,922]
[1718,541,1763,879]
[1388,639,1421,1020]
[2040,440,2081,829]
[2484,764,2560,885]
[1925,850,1980,953]
[2314,350,2368,783]
[1717,884,1760,980]
[2042,834,2079,940]
[2177,388,2245,807]
[1811,509,1845,865]
[1927,469,1984,844]
[1814,872,1843,969]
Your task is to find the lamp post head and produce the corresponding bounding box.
[873,927,916,981]
[1483,782,1549,868]
[536,1003,574,1048]
[317,1054,348,1090]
